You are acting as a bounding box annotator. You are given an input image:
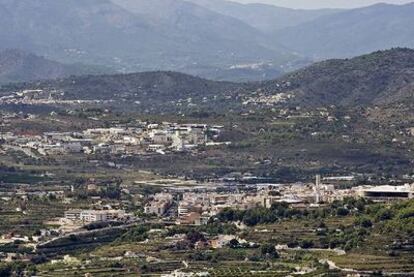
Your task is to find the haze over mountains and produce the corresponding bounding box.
[276,2,414,59]
[0,0,413,82]
[184,0,340,33]
[3,48,414,112]
[0,0,295,82]
[0,49,110,84]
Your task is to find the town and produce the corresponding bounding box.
[0,121,228,157]
[1,172,413,262]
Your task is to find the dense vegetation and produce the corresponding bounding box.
[216,198,368,226]
[216,198,414,252]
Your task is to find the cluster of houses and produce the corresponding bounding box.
[143,175,414,225]
[0,89,105,106]
[0,122,227,157]
[144,186,305,225]
[144,186,320,225]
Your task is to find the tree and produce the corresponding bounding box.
[228,239,240,249]
[260,243,279,259]
[0,263,11,277]
[336,207,350,217]
[186,230,205,244]
[375,208,394,221]
[355,217,372,228]
[217,208,238,222]
[299,240,314,249]
[398,207,414,219]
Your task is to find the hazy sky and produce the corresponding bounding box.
[232,0,413,9]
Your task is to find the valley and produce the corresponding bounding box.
[0,0,414,274]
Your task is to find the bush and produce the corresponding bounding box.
[336,207,350,216]
[375,208,394,221]
[355,217,373,228]
[0,263,11,277]
[186,230,206,244]
[119,226,149,242]
[228,239,240,249]
[398,207,414,219]
[299,240,314,249]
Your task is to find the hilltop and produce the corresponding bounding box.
[251,48,414,108]
[0,71,244,114]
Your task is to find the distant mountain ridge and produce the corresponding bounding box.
[0,49,109,84]
[275,2,414,59]
[1,0,413,82]
[0,0,299,82]
[185,0,340,33]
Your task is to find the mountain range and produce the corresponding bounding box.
[0,0,295,82]
[275,2,414,59]
[184,0,340,33]
[2,48,414,112]
[0,0,413,82]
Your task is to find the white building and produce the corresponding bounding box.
[144,193,173,216]
[357,184,414,202]
[64,209,126,223]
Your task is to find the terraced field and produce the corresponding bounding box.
[37,260,184,277]
[37,267,135,277]
[0,198,75,236]
[245,216,355,245]
[209,269,288,277]
[331,253,414,273]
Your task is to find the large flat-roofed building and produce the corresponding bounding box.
[64,209,82,221]
[64,209,126,223]
[145,201,170,216]
[144,193,173,216]
[80,210,108,222]
[358,184,414,202]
